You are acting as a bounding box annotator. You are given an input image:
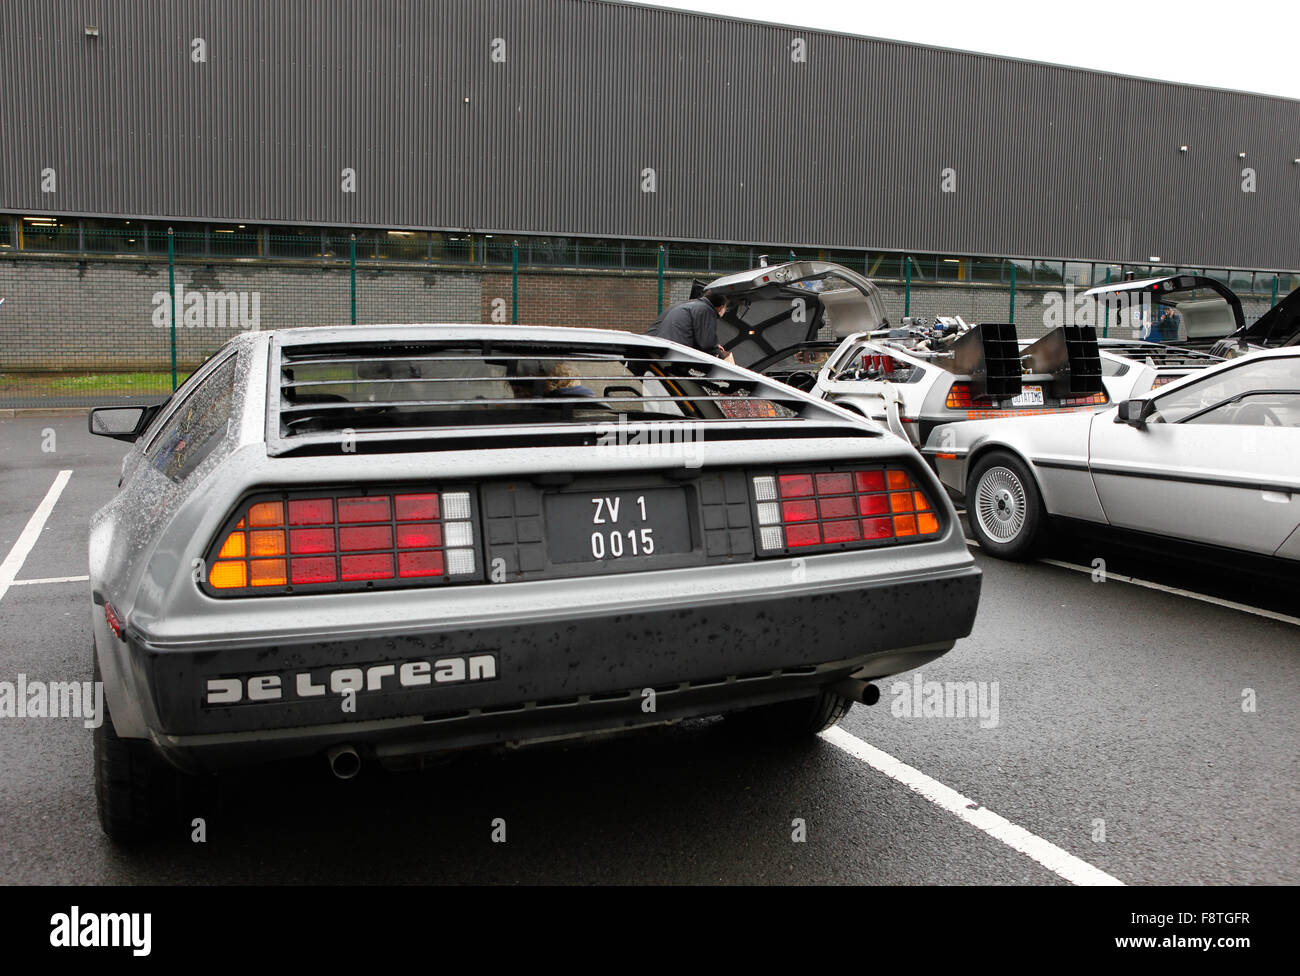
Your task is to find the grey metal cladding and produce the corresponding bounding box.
[2,0,1298,269]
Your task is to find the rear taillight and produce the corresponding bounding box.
[945,383,974,408]
[205,488,479,595]
[1060,391,1108,406]
[751,468,943,554]
[1150,375,1179,388]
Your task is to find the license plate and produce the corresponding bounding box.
[1012,384,1044,406]
[545,488,691,563]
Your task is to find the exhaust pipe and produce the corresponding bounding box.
[831,679,881,706]
[327,744,361,780]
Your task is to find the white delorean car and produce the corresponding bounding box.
[922,349,1300,564]
[86,325,982,840]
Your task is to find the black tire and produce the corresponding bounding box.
[965,450,1050,559]
[727,690,852,739]
[93,648,212,842]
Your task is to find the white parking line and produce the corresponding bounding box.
[821,726,1124,886]
[10,575,89,586]
[1035,557,1300,627]
[0,470,73,603]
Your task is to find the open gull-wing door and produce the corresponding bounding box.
[703,261,889,372]
[1212,285,1300,356]
[1081,275,1245,348]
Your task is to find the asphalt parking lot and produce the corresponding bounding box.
[1,413,1296,885]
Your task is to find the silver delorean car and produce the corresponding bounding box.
[923,348,1300,564]
[87,325,981,840]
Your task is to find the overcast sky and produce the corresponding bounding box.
[636,0,1299,100]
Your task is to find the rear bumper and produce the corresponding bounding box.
[124,564,981,771]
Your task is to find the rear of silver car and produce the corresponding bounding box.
[89,326,980,837]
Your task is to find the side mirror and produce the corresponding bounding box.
[88,403,161,442]
[1114,398,1153,428]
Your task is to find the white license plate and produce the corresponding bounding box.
[1012,385,1044,407]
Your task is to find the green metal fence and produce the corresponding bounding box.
[1,223,1296,408]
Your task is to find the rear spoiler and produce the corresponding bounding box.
[949,324,1022,400]
[939,324,1103,400]
[1020,327,1104,397]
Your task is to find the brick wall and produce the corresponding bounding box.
[0,254,1275,373]
[480,270,664,332]
[0,255,479,370]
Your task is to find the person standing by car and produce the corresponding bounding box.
[646,292,734,361]
[1155,305,1181,342]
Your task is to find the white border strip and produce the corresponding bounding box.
[0,470,73,603]
[822,726,1124,886]
[10,575,89,586]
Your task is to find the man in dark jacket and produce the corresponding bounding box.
[645,292,732,360]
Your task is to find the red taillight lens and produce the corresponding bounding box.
[206,488,477,595]
[340,552,394,581]
[818,495,856,519]
[814,472,853,495]
[782,499,818,522]
[290,556,337,584]
[396,522,441,548]
[289,527,334,553]
[1060,391,1108,406]
[338,496,391,523]
[395,493,439,521]
[339,525,393,551]
[287,498,333,524]
[778,473,814,497]
[945,383,974,409]
[753,467,943,553]
[399,550,444,578]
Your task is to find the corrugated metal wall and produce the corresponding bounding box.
[2,0,1298,269]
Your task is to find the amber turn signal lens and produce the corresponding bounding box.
[209,561,247,589]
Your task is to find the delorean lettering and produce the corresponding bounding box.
[204,654,498,705]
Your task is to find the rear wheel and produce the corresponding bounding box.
[966,451,1049,559]
[727,690,852,739]
[93,648,213,842]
